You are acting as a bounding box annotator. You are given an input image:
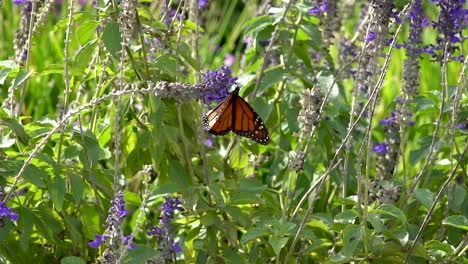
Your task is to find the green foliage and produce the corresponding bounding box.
[0,0,467,263]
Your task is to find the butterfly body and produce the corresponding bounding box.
[203,87,270,145]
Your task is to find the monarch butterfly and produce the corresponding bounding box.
[203,86,270,145]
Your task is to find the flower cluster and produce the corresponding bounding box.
[368,180,401,205]
[431,0,467,61]
[400,0,427,104]
[13,0,33,64]
[200,66,238,107]
[88,192,134,262]
[119,0,138,43]
[0,192,19,222]
[147,195,184,260]
[297,88,324,137]
[308,1,328,16]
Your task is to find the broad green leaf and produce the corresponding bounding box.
[342,225,362,257]
[73,40,97,70]
[0,67,11,84]
[376,204,407,224]
[426,240,454,255]
[77,20,99,44]
[449,185,466,211]
[0,118,29,145]
[102,21,122,57]
[229,192,263,205]
[19,206,32,251]
[63,215,82,249]
[259,66,287,91]
[153,54,177,79]
[243,15,274,36]
[384,227,409,246]
[13,69,31,87]
[239,179,267,193]
[414,188,434,209]
[123,244,159,264]
[51,176,66,211]
[442,215,468,230]
[334,209,359,223]
[269,236,289,256]
[367,212,385,233]
[24,164,48,188]
[241,227,269,244]
[69,173,84,204]
[207,184,226,207]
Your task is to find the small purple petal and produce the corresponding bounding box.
[89,235,104,249]
[224,54,235,67]
[373,143,388,155]
[366,31,376,42]
[173,242,182,252]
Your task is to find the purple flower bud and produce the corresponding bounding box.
[89,235,104,249]
[259,39,270,47]
[173,242,182,252]
[224,54,235,67]
[373,143,388,155]
[366,31,376,42]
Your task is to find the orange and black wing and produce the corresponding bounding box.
[231,95,270,145]
[203,94,234,135]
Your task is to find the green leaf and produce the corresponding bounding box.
[122,244,159,264]
[383,227,409,246]
[73,40,97,70]
[61,256,86,264]
[69,173,84,204]
[72,129,109,168]
[0,67,12,84]
[259,66,287,91]
[269,236,289,256]
[376,204,407,224]
[0,117,29,145]
[243,15,274,36]
[414,188,434,209]
[239,179,267,193]
[442,215,468,230]
[299,23,321,49]
[24,164,48,188]
[77,20,99,44]
[102,21,122,57]
[334,209,359,223]
[13,69,32,87]
[153,54,176,79]
[449,185,466,211]
[51,176,66,211]
[229,193,263,205]
[426,240,454,255]
[367,212,385,233]
[63,215,83,249]
[342,225,362,257]
[19,206,33,251]
[241,227,269,244]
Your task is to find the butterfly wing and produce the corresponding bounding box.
[231,95,270,145]
[203,94,234,135]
